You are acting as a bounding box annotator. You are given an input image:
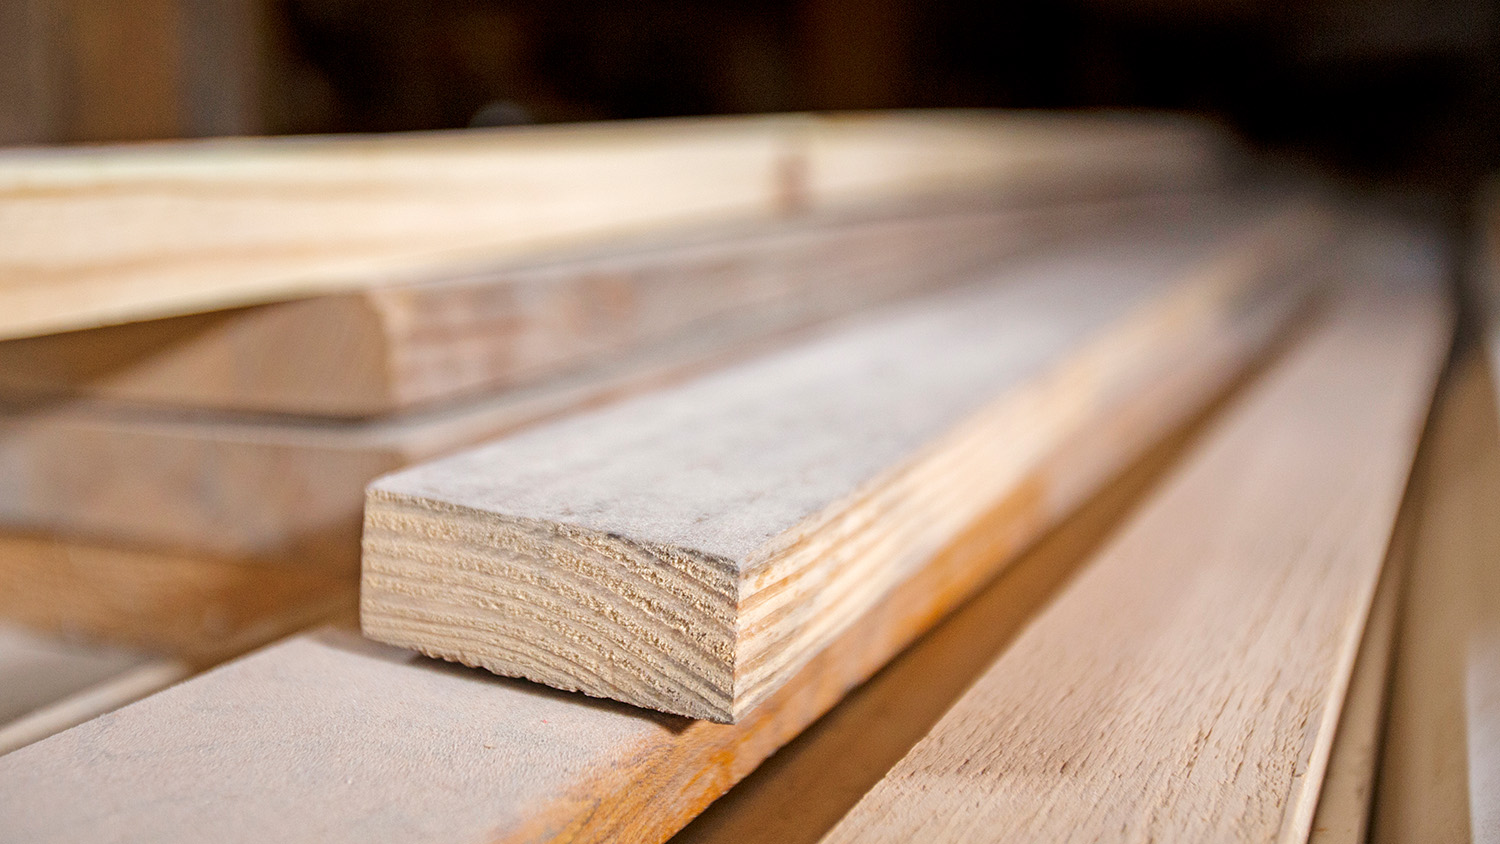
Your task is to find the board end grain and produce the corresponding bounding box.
[360,487,742,721]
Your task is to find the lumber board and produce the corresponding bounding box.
[0,197,1260,566]
[0,205,1310,844]
[818,234,1452,843]
[362,202,1331,722]
[0,533,355,666]
[0,196,1130,417]
[0,110,1225,339]
[1372,346,1500,844]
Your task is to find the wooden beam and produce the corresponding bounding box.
[362,202,1328,722]
[0,111,1225,340]
[0,202,1306,843]
[0,197,1127,417]
[819,231,1451,843]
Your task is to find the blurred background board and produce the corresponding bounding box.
[0,111,1223,340]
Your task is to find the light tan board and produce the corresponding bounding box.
[0,533,355,665]
[363,202,1330,721]
[0,202,1307,843]
[0,194,1148,417]
[819,237,1451,843]
[0,198,1292,568]
[1372,348,1500,844]
[0,111,1226,339]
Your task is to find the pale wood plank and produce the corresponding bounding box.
[0,206,1305,842]
[820,233,1452,843]
[0,196,1125,416]
[0,111,1224,339]
[363,202,1330,721]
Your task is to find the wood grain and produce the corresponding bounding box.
[0,196,1133,417]
[819,234,1451,843]
[362,202,1329,721]
[0,532,355,665]
[0,205,1309,843]
[0,110,1224,339]
[1372,344,1500,844]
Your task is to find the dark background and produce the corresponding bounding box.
[3,0,1496,195]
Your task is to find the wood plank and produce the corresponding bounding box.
[818,232,1451,843]
[0,200,1309,843]
[0,533,355,666]
[362,202,1330,721]
[0,196,1130,417]
[1372,344,1500,844]
[0,197,1259,566]
[0,110,1225,339]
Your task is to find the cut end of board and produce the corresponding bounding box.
[360,487,743,721]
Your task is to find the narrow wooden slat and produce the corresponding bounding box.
[0,196,1129,417]
[0,202,1307,843]
[820,233,1451,844]
[0,111,1224,339]
[362,202,1328,721]
[1373,347,1500,844]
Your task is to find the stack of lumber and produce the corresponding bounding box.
[0,111,1483,844]
[0,110,1232,673]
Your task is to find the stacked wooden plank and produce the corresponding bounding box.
[0,111,1480,844]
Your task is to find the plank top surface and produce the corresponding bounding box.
[820,231,1451,843]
